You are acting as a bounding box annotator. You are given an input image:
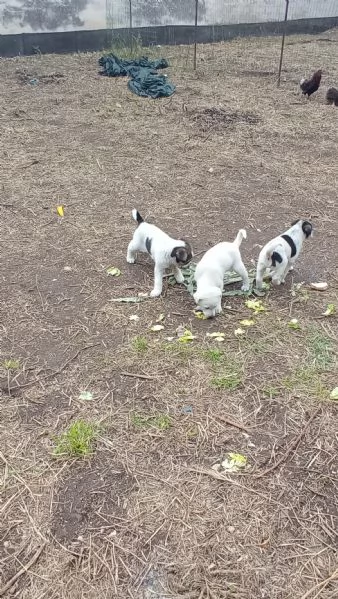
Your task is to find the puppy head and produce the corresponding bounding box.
[291,219,313,239]
[301,220,313,238]
[171,241,193,265]
[193,286,222,319]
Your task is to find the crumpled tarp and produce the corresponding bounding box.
[98,54,176,99]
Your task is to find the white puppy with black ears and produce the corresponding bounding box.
[255,219,313,289]
[193,229,250,318]
[127,209,193,297]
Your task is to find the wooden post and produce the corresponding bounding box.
[277,0,290,87]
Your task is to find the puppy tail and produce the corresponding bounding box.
[233,229,247,247]
[132,209,144,225]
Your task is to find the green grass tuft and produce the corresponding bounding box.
[3,359,20,370]
[306,328,335,370]
[131,413,172,431]
[211,372,242,391]
[282,367,328,399]
[132,336,148,353]
[262,384,280,398]
[204,348,224,365]
[53,420,99,458]
[106,34,147,59]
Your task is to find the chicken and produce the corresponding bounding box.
[326,87,338,106]
[300,69,322,97]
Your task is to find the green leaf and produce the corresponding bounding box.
[79,391,93,401]
[288,318,301,330]
[323,304,336,317]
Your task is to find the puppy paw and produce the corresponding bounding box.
[127,257,135,264]
[272,279,281,286]
[150,289,161,298]
[241,284,250,292]
[174,272,185,284]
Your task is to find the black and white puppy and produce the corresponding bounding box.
[255,219,313,289]
[127,209,193,297]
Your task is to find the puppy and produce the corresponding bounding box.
[126,209,192,297]
[193,229,249,318]
[255,219,313,289]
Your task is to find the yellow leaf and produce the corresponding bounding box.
[194,311,207,320]
[206,332,225,338]
[220,452,247,472]
[107,267,121,277]
[234,328,245,336]
[150,324,164,332]
[57,205,64,217]
[240,319,256,327]
[245,299,266,313]
[177,329,196,343]
[228,453,247,467]
[330,387,338,400]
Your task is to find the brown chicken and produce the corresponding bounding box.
[300,69,322,97]
[326,87,338,106]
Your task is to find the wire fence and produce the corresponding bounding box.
[107,0,338,81]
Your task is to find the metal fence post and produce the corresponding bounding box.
[129,0,133,54]
[277,0,290,87]
[193,0,198,70]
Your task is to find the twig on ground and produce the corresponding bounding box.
[254,406,322,479]
[0,542,47,596]
[299,567,338,599]
[7,343,100,393]
[217,414,250,432]
[189,467,282,506]
[120,371,155,380]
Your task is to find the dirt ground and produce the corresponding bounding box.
[0,30,338,599]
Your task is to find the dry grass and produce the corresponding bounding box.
[0,30,338,599]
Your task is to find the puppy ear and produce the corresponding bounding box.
[302,221,313,238]
[181,240,193,258]
[171,246,191,264]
